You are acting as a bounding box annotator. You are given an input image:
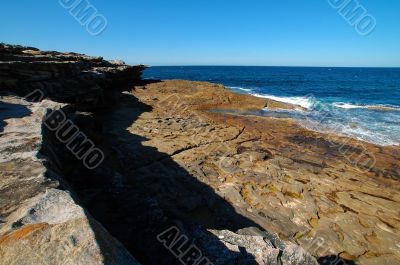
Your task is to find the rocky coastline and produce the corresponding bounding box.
[1,44,399,265]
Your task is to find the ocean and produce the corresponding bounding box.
[143,66,400,146]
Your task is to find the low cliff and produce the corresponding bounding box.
[0,44,145,265]
[0,43,145,106]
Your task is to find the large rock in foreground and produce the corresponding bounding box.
[0,97,140,265]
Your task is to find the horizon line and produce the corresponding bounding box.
[144,65,400,69]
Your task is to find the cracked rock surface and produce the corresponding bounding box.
[129,80,400,265]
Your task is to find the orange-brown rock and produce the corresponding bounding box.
[130,80,400,265]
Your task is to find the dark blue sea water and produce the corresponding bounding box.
[144,66,400,146]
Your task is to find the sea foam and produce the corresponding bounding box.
[333,102,400,111]
[251,93,314,109]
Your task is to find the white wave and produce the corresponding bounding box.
[251,93,314,109]
[227,86,253,92]
[333,102,400,111]
[301,120,399,146]
[340,125,399,146]
[333,102,367,109]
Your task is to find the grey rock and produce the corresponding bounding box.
[0,96,140,265]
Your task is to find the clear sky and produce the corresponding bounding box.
[1,0,399,66]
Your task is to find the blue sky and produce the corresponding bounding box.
[1,0,399,66]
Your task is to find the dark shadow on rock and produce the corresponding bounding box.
[32,77,333,264]
[318,255,356,265]
[38,90,263,264]
[0,101,31,133]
